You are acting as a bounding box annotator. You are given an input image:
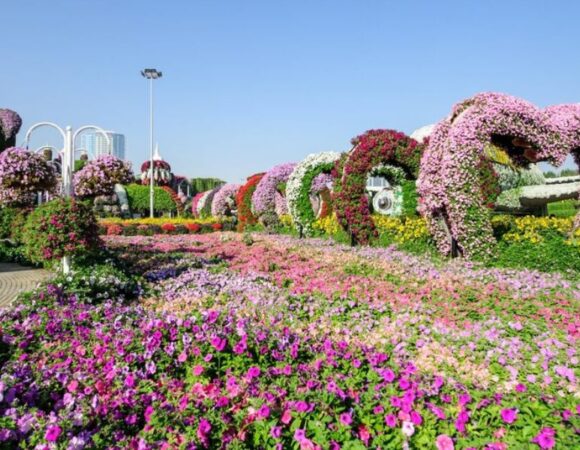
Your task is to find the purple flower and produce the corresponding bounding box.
[385,414,397,427]
[247,366,261,379]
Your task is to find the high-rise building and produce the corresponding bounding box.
[79,131,126,160]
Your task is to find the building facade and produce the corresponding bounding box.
[79,131,126,160]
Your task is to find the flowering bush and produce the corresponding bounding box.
[236,173,265,230]
[21,198,101,266]
[333,130,423,245]
[98,217,234,236]
[252,163,296,230]
[211,183,240,217]
[418,92,580,260]
[287,152,341,236]
[0,147,57,206]
[73,155,133,198]
[0,108,22,151]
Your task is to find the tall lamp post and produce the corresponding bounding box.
[141,68,162,218]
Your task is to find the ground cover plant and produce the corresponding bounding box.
[0,232,578,449]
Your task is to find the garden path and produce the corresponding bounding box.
[0,263,50,307]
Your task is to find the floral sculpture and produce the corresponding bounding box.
[333,130,422,245]
[196,187,221,218]
[0,109,22,151]
[160,186,184,215]
[252,163,296,230]
[236,173,265,230]
[418,92,580,259]
[0,147,57,206]
[191,192,206,218]
[74,155,133,198]
[212,183,240,217]
[287,152,341,236]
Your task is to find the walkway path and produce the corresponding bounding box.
[0,263,51,307]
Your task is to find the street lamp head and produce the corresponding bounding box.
[141,68,162,79]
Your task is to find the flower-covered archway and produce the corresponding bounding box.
[252,163,296,230]
[236,173,265,230]
[417,92,580,259]
[333,129,423,245]
[286,152,341,236]
[212,183,240,218]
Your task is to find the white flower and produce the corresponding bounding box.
[402,420,415,437]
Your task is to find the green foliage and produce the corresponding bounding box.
[52,263,141,303]
[492,232,580,274]
[401,180,418,217]
[547,199,578,217]
[74,159,88,172]
[21,198,101,267]
[125,184,177,215]
[190,178,225,196]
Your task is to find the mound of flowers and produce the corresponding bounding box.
[211,183,240,217]
[236,173,265,231]
[333,130,423,245]
[252,163,296,230]
[418,92,580,260]
[0,147,57,206]
[74,155,133,198]
[0,108,22,151]
[287,152,341,236]
[21,198,101,265]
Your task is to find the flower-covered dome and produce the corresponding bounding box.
[140,144,173,186]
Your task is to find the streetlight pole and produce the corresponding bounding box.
[141,68,162,218]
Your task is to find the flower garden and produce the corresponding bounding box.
[0,94,579,449]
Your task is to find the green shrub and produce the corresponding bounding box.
[492,232,580,274]
[125,184,177,215]
[21,198,101,267]
[52,263,141,303]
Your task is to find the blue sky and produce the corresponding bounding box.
[3,0,579,183]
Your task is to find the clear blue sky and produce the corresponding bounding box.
[3,0,579,183]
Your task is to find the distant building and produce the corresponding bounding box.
[79,131,126,160]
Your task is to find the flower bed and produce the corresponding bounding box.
[1,233,577,448]
[98,217,234,236]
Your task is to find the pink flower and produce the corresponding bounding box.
[500,408,517,424]
[339,412,352,426]
[436,434,454,450]
[402,421,415,437]
[45,425,61,442]
[247,366,261,379]
[385,414,397,427]
[532,427,556,449]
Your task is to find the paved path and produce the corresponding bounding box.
[0,263,51,307]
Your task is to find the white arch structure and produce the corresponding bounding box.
[24,122,110,273]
